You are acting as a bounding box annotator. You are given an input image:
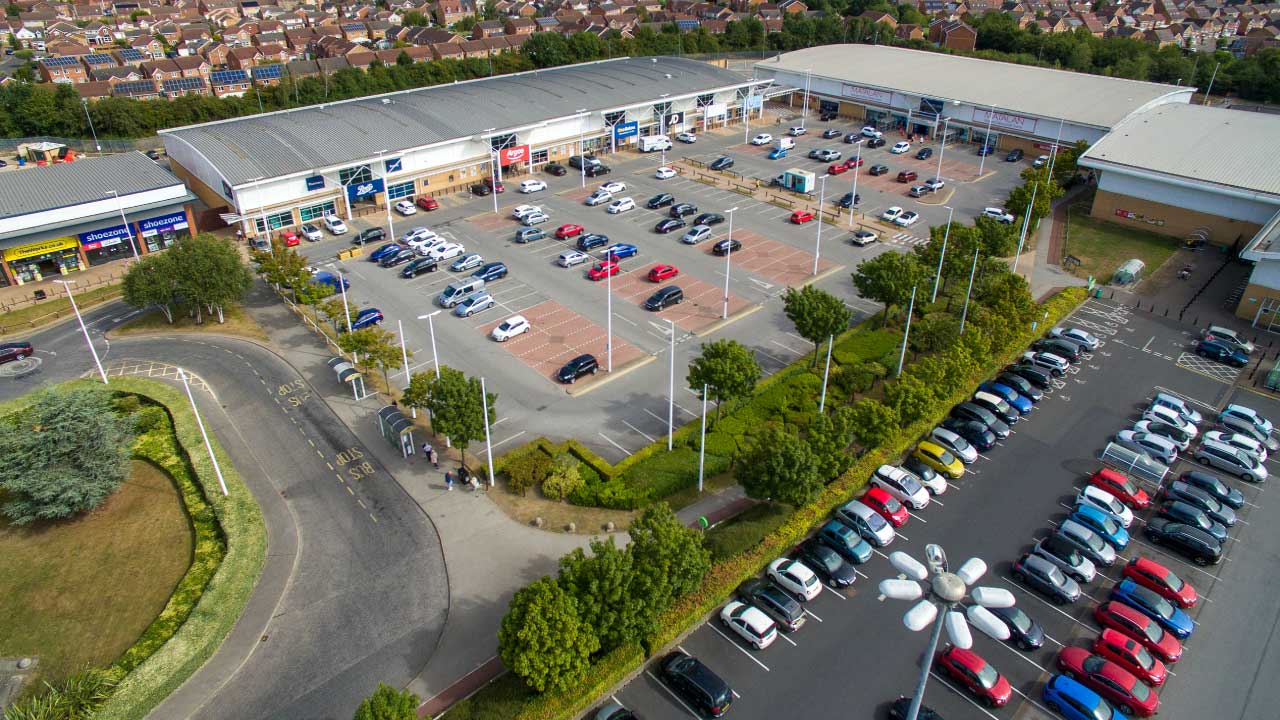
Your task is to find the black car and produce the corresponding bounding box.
[577,233,608,251]
[556,353,599,383]
[819,111,838,121]
[645,286,683,311]
[544,162,567,176]
[694,212,725,226]
[1155,500,1227,542]
[796,539,856,588]
[868,164,889,176]
[1006,149,1024,162]
[995,372,1044,402]
[988,605,1045,651]
[670,203,698,218]
[836,192,861,209]
[1161,480,1236,526]
[940,418,996,451]
[145,149,161,161]
[1011,553,1079,605]
[659,651,733,718]
[888,696,944,720]
[0,341,33,364]
[1143,518,1222,565]
[902,457,940,491]
[915,147,934,160]
[951,402,1010,439]
[821,128,842,139]
[585,164,611,177]
[379,247,416,267]
[866,137,886,149]
[1007,363,1053,390]
[1033,338,1083,363]
[352,226,387,245]
[737,578,805,632]
[400,257,438,278]
[647,193,675,209]
[655,218,686,234]
[1178,470,1245,509]
[712,238,742,256]
[708,156,734,171]
[844,132,861,144]
[470,183,492,196]
[471,262,509,282]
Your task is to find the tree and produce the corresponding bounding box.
[337,326,406,389]
[558,537,645,652]
[737,426,822,506]
[805,405,856,481]
[686,339,761,420]
[628,503,710,605]
[852,252,921,323]
[523,31,572,67]
[848,398,897,448]
[401,367,495,459]
[883,375,932,425]
[541,452,583,500]
[974,215,1018,258]
[122,251,178,323]
[0,385,136,524]
[499,577,598,693]
[782,285,852,365]
[166,233,253,323]
[353,684,419,720]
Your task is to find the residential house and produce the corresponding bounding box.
[503,17,534,34]
[39,56,89,83]
[160,76,208,98]
[256,42,288,63]
[200,42,230,65]
[777,0,807,13]
[861,10,898,28]
[471,19,504,38]
[91,66,144,83]
[46,40,93,57]
[434,0,473,25]
[929,18,977,49]
[250,62,284,86]
[140,58,184,81]
[896,22,925,40]
[226,44,262,68]
[174,54,211,79]
[113,79,161,99]
[209,68,250,96]
[76,80,112,100]
[340,21,369,42]
[128,34,164,58]
[80,52,117,73]
[430,40,465,59]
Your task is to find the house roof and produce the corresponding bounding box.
[161,56,753,186]
[0,152,185,220]
[757,44,1190,130]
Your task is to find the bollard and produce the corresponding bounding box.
[1194,315,1199,326]
[1164,307,1169,317]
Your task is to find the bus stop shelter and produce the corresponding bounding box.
[377,405,415,459]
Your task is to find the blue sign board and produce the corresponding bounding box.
[305,175,325,191]
[346,177,385,202]
[613,121,638,141]
[747,95,764,110]
[385,157,403,174]
[79,223,132,250]
[138,211,189,236]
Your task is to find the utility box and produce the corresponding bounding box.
[772,168,815,194]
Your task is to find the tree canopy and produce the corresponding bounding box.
[736,426,822,506]
[498,577,599,693]
[783,285,852,365]
[687,339,761,419]
[122,233,252,324]
[352,684,419,720]
[401,366,495,455]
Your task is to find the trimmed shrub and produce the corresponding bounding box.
[541,453,583,501]
[507,450,553,496]
[832,327,900,367]
[701,431,738,458]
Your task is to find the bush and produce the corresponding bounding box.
[354,683,419,720]
[541,453,583,500]
[713,416,746,437]
[701,431,738,458]
[506,450,553,496]
[703,502,792,561]
[133,405,168,434]
[832,328,900,367]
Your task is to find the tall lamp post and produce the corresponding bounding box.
[847,143,863,228]
[813,174,829,275]
[1012,183,1039,275]
[977,104,997,177]
[930,206,954,304]
[106,190,140,260]
[606,252,613,372]
[722,206,739,319]
[177,367,229,496]
[416,311,443,380]
[576,109,589,189]
[480,377,495,487]
[959,245,980,335]
[54,279,107,384]
[81,98,101,156]
[933,117,951,184]
[800,68,812,128]
[879,545,1015,720]
[375,149,396,241]
[667,317,676,450]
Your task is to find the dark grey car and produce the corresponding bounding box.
[1160,480,1236,526]
[1011,553,1081,604]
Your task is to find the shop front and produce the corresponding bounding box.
[137,210,190,252]
[3,236,83,286]
[80,224,138,267]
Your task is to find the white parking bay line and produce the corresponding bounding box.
[823,584,848,600]
[1008,684,1056,717]
[998,576,1095,632]
[929,672,1001,720]
[492,431,527,448]
[778,632,798,647]
[598,432,633,457]
[708,625,771,671]
[645,671,703,719]
[896,529,911,541]
[803,607,824,623]
[905,510,928,523]
[622,420,657,443]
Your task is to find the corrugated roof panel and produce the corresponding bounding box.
[0,153,185,218]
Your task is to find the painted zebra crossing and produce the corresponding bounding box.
[890,231,929,247]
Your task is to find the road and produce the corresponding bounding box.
[0,302,449,720]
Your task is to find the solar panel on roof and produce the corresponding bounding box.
[42,56,82,67]
[253,64,283,80]
[118,48,145,61]
[114,80,156,95]
[675,20,699,30]
[211,69,249,84]
[163,77,206,92]
[84,53,115,64]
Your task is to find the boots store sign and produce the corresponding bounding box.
[346,178,385,203]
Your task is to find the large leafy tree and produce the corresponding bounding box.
[852,252,921,322]
[558,537,647,653]
[805,406,856,481]
[737,426,822,506]
[352,684,418,720]
[167,233,253,323]
[337,326,408,389]
[628,503,710,604]
[498,577,599,693]
[122,251,178,323]
[884,375,933,425]
[402,366,495,457]
[686,339,761,420]
[782,285,852,365]
[0,385,136,524]
[848,398,898,449]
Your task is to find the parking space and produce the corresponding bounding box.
[607,269,749,334]
[479,299,643,383]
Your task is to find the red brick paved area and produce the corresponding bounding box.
[609,266,750,333]
[716,228,837,287]
[480,299,643,383]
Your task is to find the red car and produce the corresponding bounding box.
[1122,556,1197,608]
[828,158,863,174]
[861,486,909,527]
[897,170,918,183]
[587,260,620,281]
[935,646,1012,708]
[1094,628,1167,687]
[1089,468,1151,510]
[281,230,300,246]
[790,209,815,224]
[483,176,504,193]
[648,264,679,282]
[0,342,34,364]
[1093,602,1182,664]
[415,196,439,211]
[1056,647,1159,717]
[556,223,584,239]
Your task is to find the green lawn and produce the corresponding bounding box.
[115,303,269,342]
[0,460,193,683]
[1063,205,1180,284]
[0,284,121,336]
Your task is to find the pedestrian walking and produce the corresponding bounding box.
[429,448,439,470]
[421,442,432,461]
[445,471,454,491]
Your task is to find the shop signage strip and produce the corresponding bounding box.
[613,121,639,141]
[4,236,79,262]
[841,83,894,105]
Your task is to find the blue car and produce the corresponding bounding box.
[602,243,639,260]
[343,307,383,332]
[1042,674,1129,720]
[1196,338,1248,368]
[1069,505,1130,550]
[310,271,350,292]
[368,242,402,262]
[471,261,508,282]
[815,520,873,564]
[1110,579,1194,638]
[979,381,1034,415]
[768,147,788,159]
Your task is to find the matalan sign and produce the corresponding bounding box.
[498,144,530,166]
[840,83,893,105]
[974,108,1037,133]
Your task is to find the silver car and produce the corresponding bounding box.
[1049,326,1100,351]
[1194,439,1268,482]
[1032,535,1097,583]
[1114,430,1178,465]
[930,426,978,464]
[453,291,495,317]
[1056,519,1117,567]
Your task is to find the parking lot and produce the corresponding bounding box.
[606,296,1280,720]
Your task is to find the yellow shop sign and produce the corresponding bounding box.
[3,236,78,262]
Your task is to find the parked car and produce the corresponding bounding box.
[719,601,778,650]
[982,207,1015,224]
[648,264,679,282]
[881,206,904,222]
[299,223,323,242]
[1088,468,1150,510]
[655,218,687,234]
[896,170,918,183]
[1056,519,1118,567]
[1219,403,1274,437]
[851,229,877,246]
[796,538,857,587]
[491,315,530,342]
[472,262,509,282]
[1041,674,1129,720]
[655,166,677,180]
[860,486,909,527]
[0,342,34,364]
[322,214,348,234]
[1006,149,1024,162]
[694,212,725,226]
[1151,392,1203,426]
[890,141,911,154]
[1006,362,1053,389]
[280,230,300,246]
[556,353,598,383]
[1049,326,1101,351]
[978,381,1033,415]
[394,199,417,216]
[558,251,589,268]
[519,179,547,194]
[1141,405,1198,438]
[913,441,964,479]
[1194,439,1267,482]
[1077,485,1135,528]
[930,427,978,464]
[887,697,943,720]
[972,390,1019,425]
[544,163,567,176]
[585,188,613,206]
[821,128,842,139]
[379,247,416,268]
[578,234,609,252]
[837,192,861,209]
[470,183,492,196]
[1132,419,1192,451]
[1160,480,1236,527]
[810,148,841,161]
[1070,505,1130,550]
[1033,337,1083,363]
[790,209,814,224]
[1123,556,1197,609]
[788,126,806,136]
[950,402,1010,439]
[1055,647,1159,717]
[587,260,620,281]
[399,257,438,278]
[915,147,933,159]
[677,132,697,143]
[352,227,386,246]
[750,133,774,145]
[987,604,1045,651]
[451,253,484,272]
[1033,534,1097,583]
[1203,429,1266,463]
[1033,154,1050,167]
[453,291,495,317]
[940,418,996,451]
[709,156,735,171]
[768,147,788,160]
[835,499,896,547]
[346,307,383,331]
[415,196,439,211]
[736,578,805,632]
[1110,579,1194,639]
[868,164,889,176]
[515,227,546,243]
[935,646,1012,708]
[871,464,929,510]
[647,193,675,209]
[658,652,733,718]
[995,372,1043,402]
[712,238,742,255]
[1094,628,1167,687]
[1114,430,1179,465]
[1093,602,1182,664]
[369,242,403,263]
[601,243,638,260]
[1011,553,1081,605]
[1154,500,1227,542]
[1020,351,1070,376]
[671,202,698,218]
[894,211,920,227]
[767,557,822,601]
[644,286,684,311]
[1177,470,1244,509]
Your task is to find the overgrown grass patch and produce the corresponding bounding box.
[703,502,791,561]
[1063,205,1180,284]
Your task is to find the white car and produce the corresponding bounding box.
[1142,405,1198,438]
[1076,485,1135,528]
[585,189,613,206]
[558,250,590,268]
[402,227,439,248]
[1151,392,1202,426]
[881,206,904,222]
[1049,326,1100,351]
[1132,420,1191,451]
[1114,430,1179,465]
[787,126,806,136]
[1033,154,1050,168]
[750,133,773,146]
[890,141,911,154]
[519,179,547,193]
[983,207,1015,224]
[924,178,945,191]
[322,214,348,234]
[511,204,542,220]
[894,211,920,227]
[655,166,677,180]
[606,197,635,214]
[930,426,978,464]
[1203,429,1267,463]
[425,242,465,261]
[299,223,323,242]
[767,558,821,602]
[851,230,878,247]
[719,601,778,650]
[394,199,417,216]
[599,181,626,194]
[677,131,697,143]
[860,126,882,139]
[491,314,530,342]
[912,465,948,496]
[522,211,550,226]
[871,464,929,510]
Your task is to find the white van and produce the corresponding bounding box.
[776,137,796,151]
[438,278,485,308]
[639,135,672,152]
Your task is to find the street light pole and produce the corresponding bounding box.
[743,89,752,145]
[1012,183,1038,275]
[397,318,415,418]
[577,109,588,189]
[819,334,833,413]
[934,117,950,182]
[606,254,613,372]
[417,310,442,380]
[177,367,229,496]
[480,376,494,487]
[960,245,980,335]
[896,285,917,377]
[106,190,140,260]
[977,104,996,177]
[931,206,954,304]
[667,317,675,451]
[1046,118,1065,180]
[848,143,862,228]
[55,279,107,384]
[328,262,355,361]
[722,206,738,319]
[800,68,812,128]
[377,150,396,241]
[813,174,828,275]
[697,383,708,492]
[81,98,101,156]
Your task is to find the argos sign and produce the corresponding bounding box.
[498,144,530,166]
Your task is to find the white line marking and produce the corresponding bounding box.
[492,431,527,448]
[708,625,771,671]
[621,420,657,442]
[803,607,824,622]
[598,432,633,456]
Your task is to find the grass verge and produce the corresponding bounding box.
[114,304,270,343]
[1063,205,1180,284]
[703,502,788,561]
[0,284,122,337]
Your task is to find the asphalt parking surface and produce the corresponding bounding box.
[607,296,1280,720]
